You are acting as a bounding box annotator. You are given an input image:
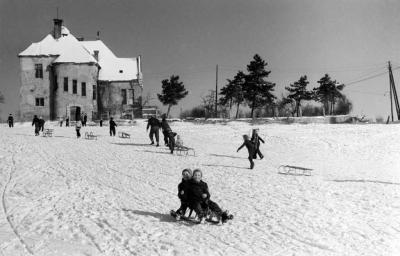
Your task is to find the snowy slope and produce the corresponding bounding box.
[0,121,399,256]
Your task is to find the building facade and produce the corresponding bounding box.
[18,19,143,121]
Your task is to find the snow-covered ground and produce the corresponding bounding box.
[0,121,399,256]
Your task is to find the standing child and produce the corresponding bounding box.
[75,118,82,138]
[251,129,265,159]
[237,135,256,169]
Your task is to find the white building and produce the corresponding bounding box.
[18,19,143,121]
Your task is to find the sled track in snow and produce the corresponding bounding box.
[1,146,34,255]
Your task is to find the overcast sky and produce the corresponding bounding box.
[1,0,400,120]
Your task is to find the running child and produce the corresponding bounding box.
[237,134,256,169]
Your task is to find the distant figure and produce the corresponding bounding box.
[38,116,45,132]
[75,118,82,138]
[83,113,88,127]
[8,114,14,128]
[66,117,70,127]
[251,129,264,159]
[161,114,171,146]
[109,117,117,136]
[59,117,63,127]
[146,115,161,146]
[237,135,256,169]
[100,119,103,127]
[32,115,40,136]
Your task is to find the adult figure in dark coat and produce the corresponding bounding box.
[8,114,14,128]
[146,116,161,146]
[109,117,117,136]
[32,115,40,136]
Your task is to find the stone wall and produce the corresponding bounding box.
[54,63,98,120]
[19,56,57,121]
[97,80,142,118]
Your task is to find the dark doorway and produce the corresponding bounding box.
[70,106,81,121]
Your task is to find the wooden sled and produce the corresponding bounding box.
[85,132,98,140]
[278,165,313,176]
[175,145,196,156]
[118,131,131,139]
[42,129,54,137]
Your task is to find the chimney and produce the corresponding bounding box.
[53,19,63,39]
[93,50,99,61]
[96,31,100,40]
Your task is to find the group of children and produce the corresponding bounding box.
[237,128,265,169]
[171,168,233,224]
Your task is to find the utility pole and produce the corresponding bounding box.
[388,61,400,121]
[389,62,394,121]
[215,64,218,118]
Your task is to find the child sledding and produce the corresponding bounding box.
[170,168,233,224]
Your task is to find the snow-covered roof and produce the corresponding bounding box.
[19,26,140,82]
[80,40,139,81]
[19,27,96,64]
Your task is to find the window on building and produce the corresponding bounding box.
[121,89,127,104]
[81,82,86,96]
[35,64,43,78]
[128,89,134,104]
[73,80,77,94]
[35,97,45,106]
[64,77,68,92]
[93,85,97,100]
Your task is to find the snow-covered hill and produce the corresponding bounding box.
[0,121,399,256]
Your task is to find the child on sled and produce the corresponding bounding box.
[173,168,232,223]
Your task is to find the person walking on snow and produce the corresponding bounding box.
[39,116,45,132]
[251,129,264,159]
[66,117,69,127]
[146,115,161,146]
[32,115,40,136]
[83,113,88,127]
[237,134,256,169]
[161,114,171,146]
[75,118,82,138]
[109,117,117,136]
[8,114,14,128]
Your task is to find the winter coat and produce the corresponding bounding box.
[39,119,45,127]
[237,140,255,155]
[109,120,117,129]
[161,118,171,132]
[32,117,40,128]
[251,133,265,147]
[8,116,13,123]
[147,117,161,130]
[187,180,210,204]
[178,179,191,202]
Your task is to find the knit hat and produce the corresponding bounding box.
[182,168,192,177]
[193,169,202,177]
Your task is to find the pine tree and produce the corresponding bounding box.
[313,74,345,115]
[243,54,276,118]
[285,75,313,117]
[157,75,188,117]
[219,71,245,118]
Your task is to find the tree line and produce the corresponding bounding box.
[156,54,352,119]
